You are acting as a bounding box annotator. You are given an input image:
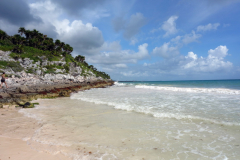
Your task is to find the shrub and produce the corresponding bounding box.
[63,63,70,73]
[0,61,24,72]
[26,68,35,73]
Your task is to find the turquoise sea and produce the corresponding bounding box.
[21,79,240,159]
[119,79,240,90]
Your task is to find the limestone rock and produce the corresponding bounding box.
[18,86,29,93]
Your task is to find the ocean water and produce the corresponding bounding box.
[20,80,240,160]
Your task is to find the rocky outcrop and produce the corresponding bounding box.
[0,50,114,107]
[0,80,114,106]
[0,50,110,85]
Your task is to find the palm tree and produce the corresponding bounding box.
[12,34,22,45]
[18,27,26,36]
[32,29,39,39]
[25,30,31,39]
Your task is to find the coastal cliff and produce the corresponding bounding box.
[0,28,114,107]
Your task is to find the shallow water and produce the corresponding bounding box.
[20,81,240,160]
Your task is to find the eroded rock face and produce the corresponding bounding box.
[22,58,34,67]
[0,51,15,61]
[0,50,111,88]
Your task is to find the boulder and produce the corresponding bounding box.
[36,69,42,75]
[42,60,48,66]
[22,58,34,66]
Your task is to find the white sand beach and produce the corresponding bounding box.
[0,107,70,160]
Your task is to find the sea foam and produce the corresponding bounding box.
[135,85,240,94]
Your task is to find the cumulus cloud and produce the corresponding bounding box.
[57,20,104,51]
[153,42,179,58]
[162,16,178,37]
[112,13,147,40]
[207,45,228,59]
[144,45,232,79]
[183,46,232,72]
[197,23,220,32]
[87,43,149,64]
[29,0,104,54]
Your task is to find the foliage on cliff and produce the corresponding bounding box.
[0,28,110,79]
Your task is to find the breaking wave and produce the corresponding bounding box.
[135,85,240,95]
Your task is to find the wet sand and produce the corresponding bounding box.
[0,107,70,160]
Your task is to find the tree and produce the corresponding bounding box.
[75,55,85,62]
[32,29,39,39]
[12,45,24,53]
[12,34,23,45]
[55,39,61,46]
[18,27,26,36]
[0,29,8,40]
[25,30,31,39]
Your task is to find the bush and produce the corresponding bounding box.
[0,61,24,72]
[0,45,14,51]
[63,63,70,73]
[26,68,35,73]
[65,54,75,63]
[45,68,55,74]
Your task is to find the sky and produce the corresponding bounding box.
[0,0,240,81]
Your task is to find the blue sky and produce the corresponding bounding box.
[0,0,240,80]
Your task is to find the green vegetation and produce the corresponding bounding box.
[0,61,24,72]
[0,28,111,79]
[26,68,35,74]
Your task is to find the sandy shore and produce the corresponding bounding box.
[0,107,70,160]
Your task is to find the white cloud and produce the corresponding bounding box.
[197,23,220,32]
[87,43,149,64]
[162,15,178,37]
[29,0,104,53]
[57,20,104,50]
[183,46,232,72]
[153,42,179,58]
[185,52,198,60]
[208,45,228,59]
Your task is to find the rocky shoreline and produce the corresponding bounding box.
[0,49,114,108]
[0,80,114,108]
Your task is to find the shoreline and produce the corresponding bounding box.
[0,80,114,107]
[0,80,114,160]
